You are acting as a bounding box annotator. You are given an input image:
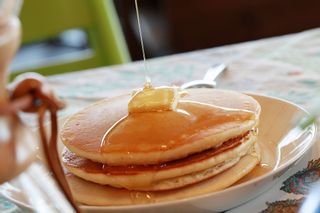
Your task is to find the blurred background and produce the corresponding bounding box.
[10,0,320,77]
[116,0,320,59]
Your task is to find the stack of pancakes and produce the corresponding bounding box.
[60,89,261,205]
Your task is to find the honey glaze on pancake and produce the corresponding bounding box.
[100,101,255,154]
[64,131,251,175]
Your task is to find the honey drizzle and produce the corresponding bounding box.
[134,0,151,84]
[234,164,273,185]
[100,101,255,153]
[98,1,257,170]
[66,132,247,175]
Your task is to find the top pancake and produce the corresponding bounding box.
[60,89,260,166]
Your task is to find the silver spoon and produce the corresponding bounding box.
[180,63,227,89]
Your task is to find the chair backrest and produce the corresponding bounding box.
[11,0,130,78]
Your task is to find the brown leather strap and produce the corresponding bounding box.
[2,78,80,212]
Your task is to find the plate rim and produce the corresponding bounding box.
[1,93,317,211]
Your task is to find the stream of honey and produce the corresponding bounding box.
[100,0,264,166]
[134,0,151,85]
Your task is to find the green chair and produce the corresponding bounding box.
[11,0,130,79]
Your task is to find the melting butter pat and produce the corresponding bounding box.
[128,85,180,114]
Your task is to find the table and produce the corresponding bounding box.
[4,28,320,212]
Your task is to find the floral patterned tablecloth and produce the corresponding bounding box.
[3,28,320,212]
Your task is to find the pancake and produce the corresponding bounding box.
[64,143,260,206]
[60,88,262,205]
[60,89,260,166]
[62,131,257,191]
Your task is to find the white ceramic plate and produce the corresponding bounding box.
[0,94,316,213]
